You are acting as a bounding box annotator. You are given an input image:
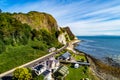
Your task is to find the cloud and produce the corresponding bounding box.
[65,19,120,36]
[2,0,120,35]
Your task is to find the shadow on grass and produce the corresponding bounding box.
[70,64,74,68]
[1,76,12,80]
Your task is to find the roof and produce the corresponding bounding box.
[42,70,50,76]
[34,64,44,71]
[54,60,59,63]
[60,52,71,59]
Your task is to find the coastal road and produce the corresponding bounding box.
[0,43,68,79]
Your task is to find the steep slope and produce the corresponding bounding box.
[63,27,75,40]
[13,11,58,32]
[57,27,75,45]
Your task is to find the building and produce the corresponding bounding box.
[59,52,71,60]
[32,57,60,79]
[42,70,53,80]
[53,65,69,80]
[32,64,46,75]
[48,47,56,53]
[46,59,60,72]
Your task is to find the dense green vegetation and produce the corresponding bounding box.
[13,67,44,80]
[33,75,44,80]
[0,12,62,73]
[0,13,31,46]
[0,42,47,73]
[13,68,32,80]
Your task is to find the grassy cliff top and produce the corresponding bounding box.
[13,11,58,32]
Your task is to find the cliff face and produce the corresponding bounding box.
[0,11,76,46]
[57,27,75,45]
[58,33,67,45]
[0,11,61,47]
[13,11,58,32]
[63,27,75,40]
[13,11,76,41]
[12,11,76,45]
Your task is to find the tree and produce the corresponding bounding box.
[13,68,32,80]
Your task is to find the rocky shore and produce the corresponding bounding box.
[76,50,120,80]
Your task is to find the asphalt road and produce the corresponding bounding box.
[0,44,68,80]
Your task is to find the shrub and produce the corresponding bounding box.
[31,41,47,51]
[13,68,32,80]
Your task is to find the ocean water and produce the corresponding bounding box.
[76,36,120,64]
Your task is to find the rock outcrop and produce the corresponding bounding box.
[13,11,58,32]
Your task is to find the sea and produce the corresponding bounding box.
[76,36,120,65]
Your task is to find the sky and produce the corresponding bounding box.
[0,0,120,36]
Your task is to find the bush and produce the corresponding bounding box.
[13,68,32,80]
[39,29,58,46]
[31,41,48,51]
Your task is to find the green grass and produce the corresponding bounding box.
[73,54,87,62]
[67,49,87,62]
[0,41,48,73]
[66,64,97,80]
[0,38,62,74]
[33,75,44,80]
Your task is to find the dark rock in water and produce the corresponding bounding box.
[105,57,120,68]
[80,40,85,42]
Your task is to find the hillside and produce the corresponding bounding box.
[0,11,62,73]
[13,11,58,32]
[63,27,75,40]
[0,11,75,73]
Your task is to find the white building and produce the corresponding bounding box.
[46,60,60,71]
[32,64,46,75]
[42,70,52,80]
[48,47,56,53]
